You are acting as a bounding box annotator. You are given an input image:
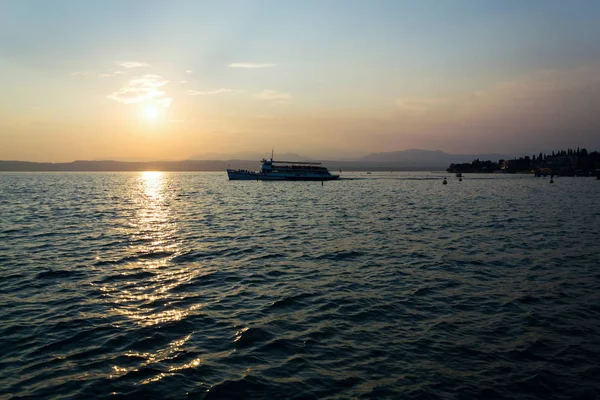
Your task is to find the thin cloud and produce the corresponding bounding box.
[388,63,600,151]
[229,62,278,69]
[107,74,170,105]
[100,71,124,77]
[434,62,600,126]
[157,97,173,108]
[186,88,239,95]
[468,64,600,104]
[256,89,291,101]
[396,98,450,115]
[186,70,193,74]
[116,61,149,69]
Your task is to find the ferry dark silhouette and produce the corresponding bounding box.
[227,157,340,181]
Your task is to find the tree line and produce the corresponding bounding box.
[448,148,600,175]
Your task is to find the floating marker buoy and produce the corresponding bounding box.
[550,179,554,184]
[443,178,448,185]
[459,177,462,182]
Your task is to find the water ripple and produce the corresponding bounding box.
[1,171,599,399]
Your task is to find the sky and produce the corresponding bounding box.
[1,0,600,162]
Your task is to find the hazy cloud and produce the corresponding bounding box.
[389,63,600,152]
[229,62,277,69]
[100,71,124,77]
[116,61,149,69]
[396,98,450,115]
[470,64,600,104]
[186,70,193,74]
[395,63,600,121]
[107,74,170,105]
[256,89,291,101]
[157,97,173,108]
[455,62,600,125]
[186,88,239,95]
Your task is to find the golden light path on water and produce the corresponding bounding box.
[100,172,205,382]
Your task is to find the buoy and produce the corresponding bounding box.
[550,179,554,184]
[443,178,447,185]
[459,177,462,182]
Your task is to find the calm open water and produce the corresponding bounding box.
[1,172,599,399]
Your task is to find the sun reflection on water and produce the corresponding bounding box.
[100,171,197,326]
[109,334,201,382]
[135,171,175,251]
[141,171,163,199]
[97,172,210,381]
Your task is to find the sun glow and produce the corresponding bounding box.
[143,105,159,121]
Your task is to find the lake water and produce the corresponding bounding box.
[1,172,599,399]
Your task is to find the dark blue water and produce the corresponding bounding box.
[1,172,599,399]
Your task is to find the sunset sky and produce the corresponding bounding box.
[1,0,600,161]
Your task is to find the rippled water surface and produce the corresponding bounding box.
[1,172,599,399]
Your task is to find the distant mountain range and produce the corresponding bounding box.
[0,149,522,171]
[188,152,312,161]
[360,149,513,169]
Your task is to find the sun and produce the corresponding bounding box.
[143,105,159,120]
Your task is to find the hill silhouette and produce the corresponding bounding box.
[361,149,511,170]
[0,149,527,171]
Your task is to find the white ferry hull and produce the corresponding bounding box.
[227,169,339,181]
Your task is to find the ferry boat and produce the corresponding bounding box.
[227,157,340,181]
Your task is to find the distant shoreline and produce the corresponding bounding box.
[447,148,600,176]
